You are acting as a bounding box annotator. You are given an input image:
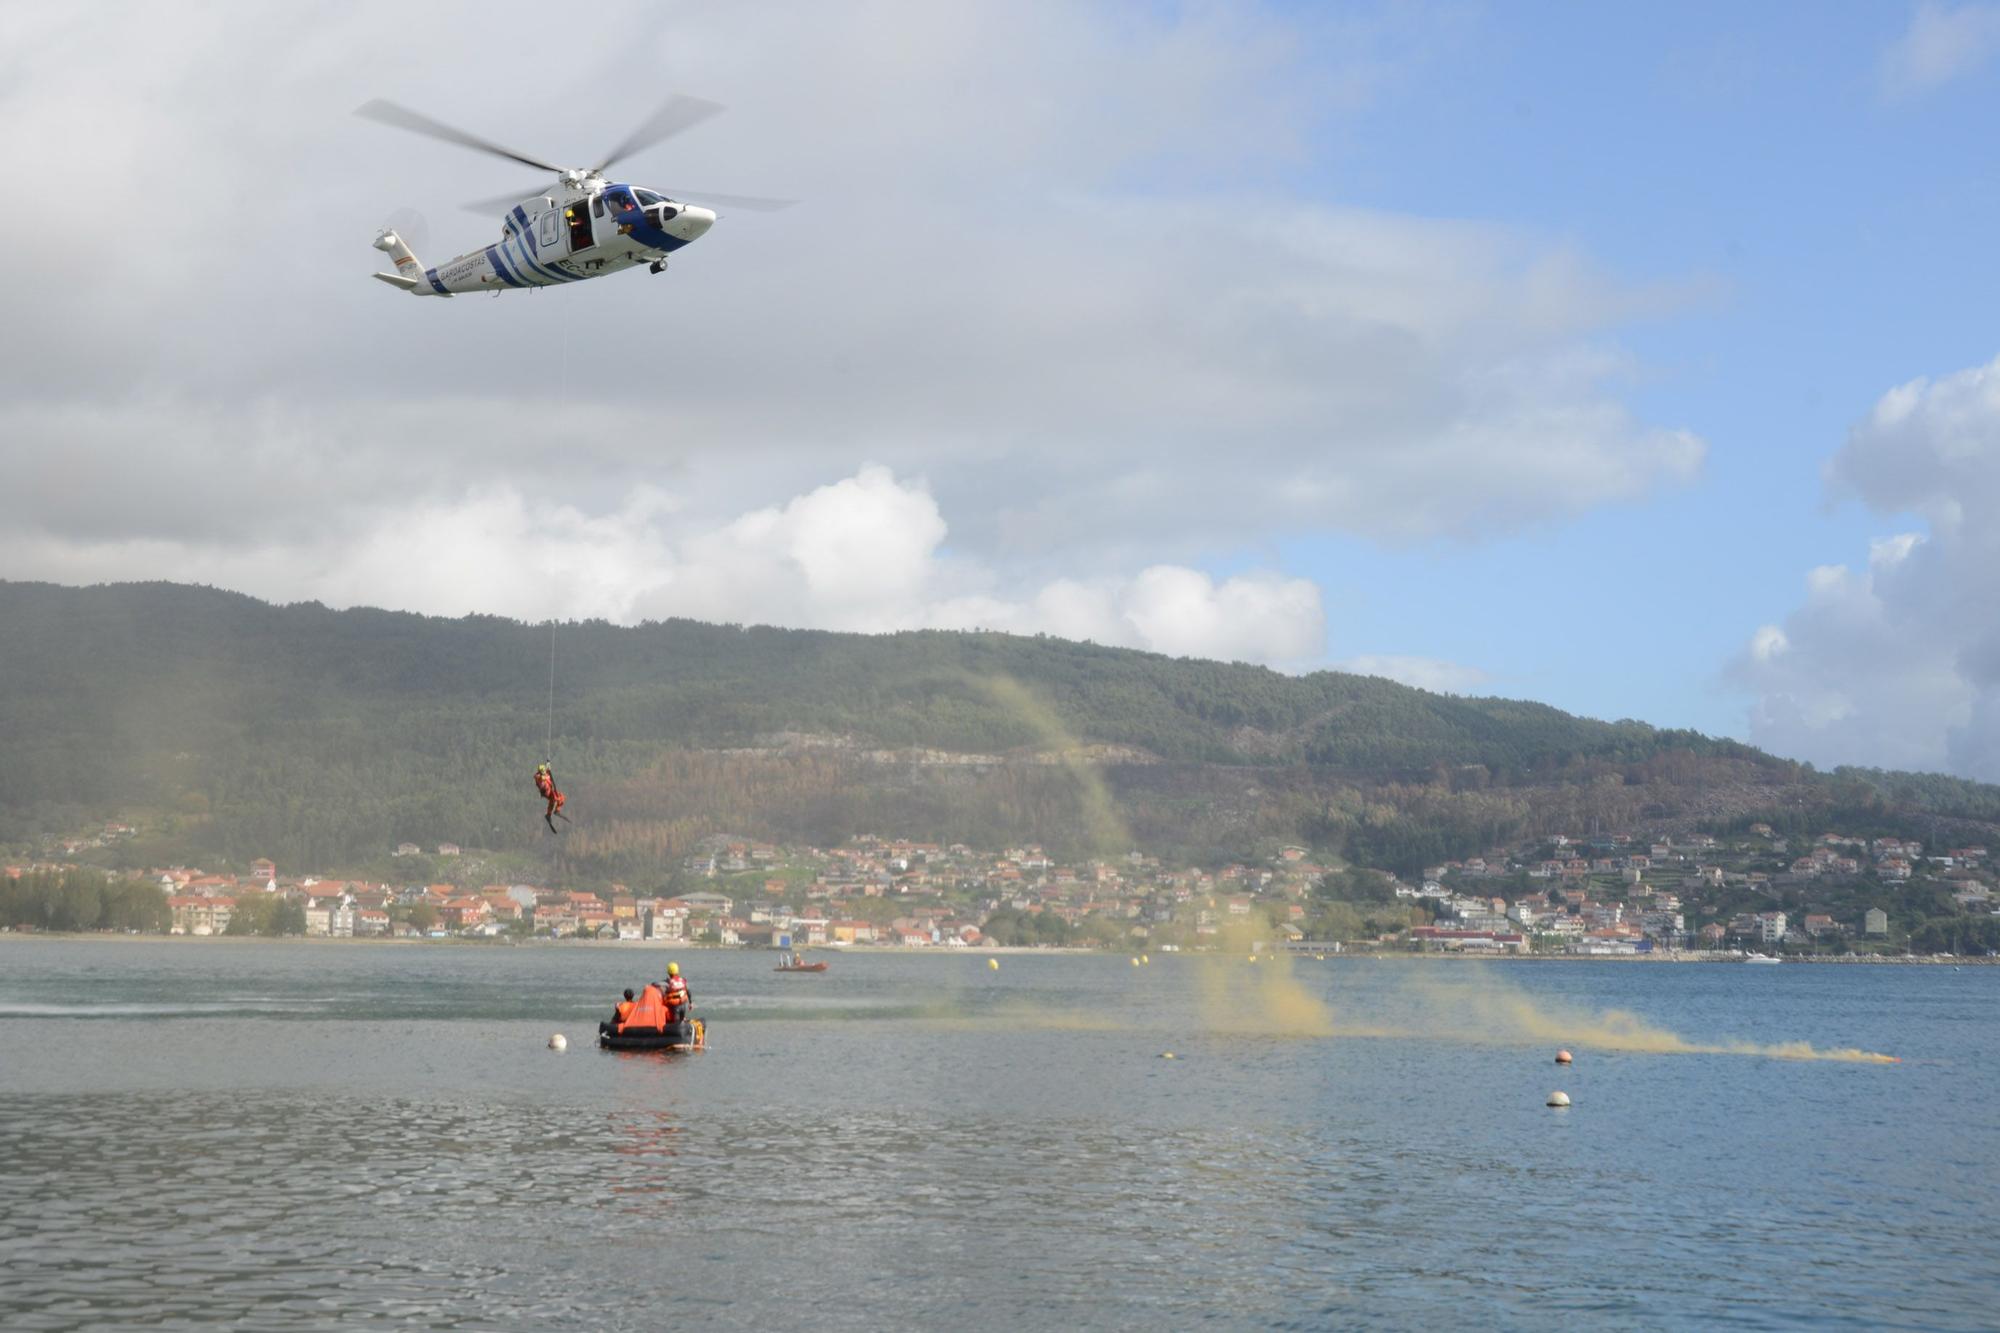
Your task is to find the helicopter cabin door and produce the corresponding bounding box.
[566,199,595,252]
[536,207,565,259]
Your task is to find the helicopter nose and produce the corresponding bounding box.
[676,206,715,239]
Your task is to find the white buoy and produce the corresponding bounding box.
[1555,1049,1573,1065]
[1547,1090,1570,1108]
[1161,1052,1177,1060]
[548,1033,567,1052]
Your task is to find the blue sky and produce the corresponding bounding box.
[1249,3,2000,740]
[8,1,2000,779]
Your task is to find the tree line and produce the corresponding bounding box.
[6,580,2000,880]
[0,868,168,933]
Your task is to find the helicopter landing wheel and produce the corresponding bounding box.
[650,259,668,275]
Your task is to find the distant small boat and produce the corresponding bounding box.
[1744,952,1781,965]
[775,953,828,973]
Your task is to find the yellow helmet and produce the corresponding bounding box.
[667,962,679,977]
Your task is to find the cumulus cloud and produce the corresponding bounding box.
[1334,655,1489,694]
[931,565,1326,665]
[1733,354,2000,778]
[1879,2,2000,98]
[6,461,1326,667]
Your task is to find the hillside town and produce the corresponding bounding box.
[7,817,1998,956]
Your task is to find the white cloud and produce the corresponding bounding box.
[1733,353,2000,779]
[658,466,949,632]
[6,461,1327,668]
[1880,2,2000,98]
[1108,566,1326,664]
[1747,625,1789,664]
[1334,654,1489,694]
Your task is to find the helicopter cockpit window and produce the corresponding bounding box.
[634,189,666,206]
[603,187,637,213]
[591,195,604,218]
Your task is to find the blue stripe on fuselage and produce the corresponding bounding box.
[503,235,546,285]
[508,205,579,283]
[424,267,448,295]
[510,231,566,284]
[484,245,524,288]
[627,224,690,253]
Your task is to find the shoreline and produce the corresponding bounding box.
[0,932,1989,963]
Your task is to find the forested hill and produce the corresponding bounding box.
[5,580,1998,877]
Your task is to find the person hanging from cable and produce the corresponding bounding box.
[534,761,569,833]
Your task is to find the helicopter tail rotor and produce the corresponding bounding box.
[380,206,431,258]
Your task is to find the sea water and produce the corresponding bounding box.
[0,940,1994,1329]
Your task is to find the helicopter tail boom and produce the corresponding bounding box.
[370,228,444,296]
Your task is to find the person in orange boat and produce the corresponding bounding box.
[612,988,635,1027]
[663,962,691,1022]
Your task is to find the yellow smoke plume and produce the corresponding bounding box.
[1378,962,1898,1064]
[972,673,1129,855]
[1191,922,1337,1038]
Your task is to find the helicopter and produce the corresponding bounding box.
[356,94,791,296]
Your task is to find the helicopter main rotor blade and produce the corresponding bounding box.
[356,98,568,175]
[594,94,725,172]
[461,187,559,216]
[663,189,798,212]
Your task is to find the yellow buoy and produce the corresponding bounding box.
[1131,957,1141,967]
[1161,1052,1176,1060]
[1141,954,1150,964]
[988,958,999,970]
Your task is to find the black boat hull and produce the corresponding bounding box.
[598,1018,703,1051]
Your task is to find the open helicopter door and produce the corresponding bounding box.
[568,198,597,252]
